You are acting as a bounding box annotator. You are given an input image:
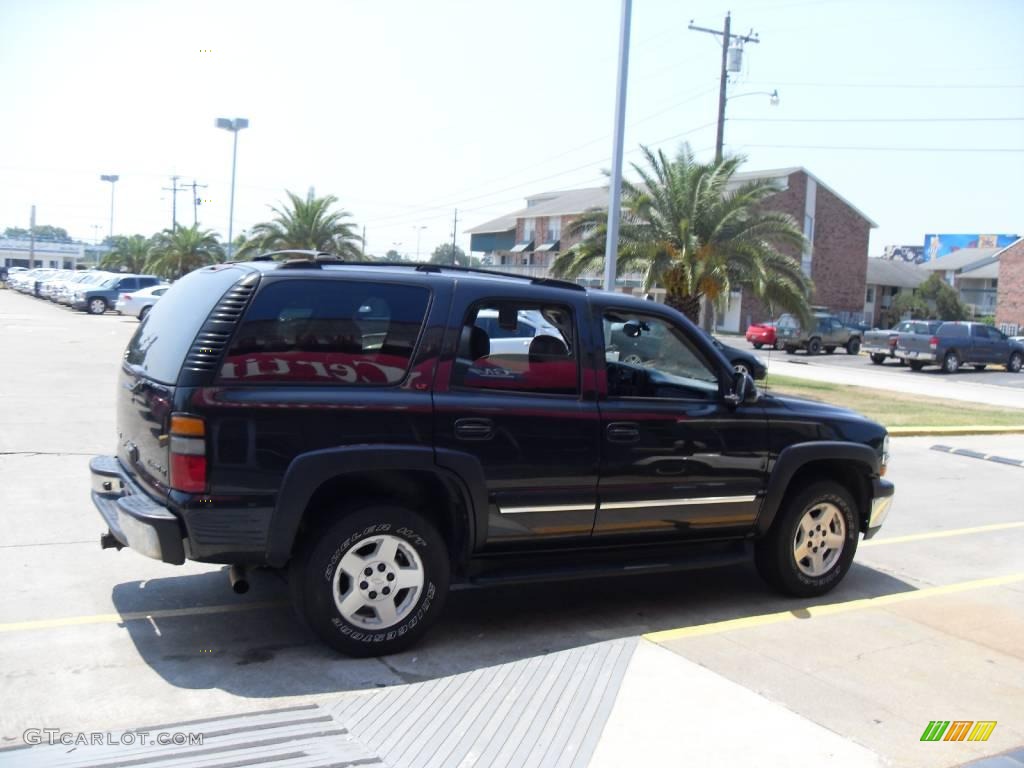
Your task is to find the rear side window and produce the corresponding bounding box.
[218,279,429,386]
[125,265,250,384]
[939,323,968,337]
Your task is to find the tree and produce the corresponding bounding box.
[4,225,72,242]
[430,243,468,267]
[383,249,404,262]
[551,144,811,327]
[917,273,969,321]
[145,225,224,279]
[100,234,151,273]
[236,190,361,259]
[884,291,928,326]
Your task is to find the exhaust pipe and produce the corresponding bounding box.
[228,564,249,594]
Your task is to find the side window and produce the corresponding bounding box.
[139,277,159,288]
[218,279,430,385]
[118,278,138,291]
[453,301,578,395]
[603,311,720,400]
[971,325,990,339]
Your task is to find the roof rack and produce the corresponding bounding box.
[409,262,585,292]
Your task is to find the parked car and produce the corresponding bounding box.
[895,322,1024,373]
[72,274,161,315]
[711,336,768,380]
[115,284,170,320]
[862,320,941,365]
[57,271,113,306]
[90,255,893,657]
[471,308,565,355]
[609,321,767,379]
[777,311,863,356]
[745,321,781,350]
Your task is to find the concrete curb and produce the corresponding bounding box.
[888,425,1024,437]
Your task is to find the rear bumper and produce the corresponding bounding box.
[894,349,936,362]
[862,343,893,356]
[864,478,895,539]
[90,455,186,564]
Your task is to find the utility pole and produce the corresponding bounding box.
[28,205,36,269]
[189,180,208,227]
[603,0,633,292]
[451,209,458,265]
[161,175,188,233]
[689,13,759,162]
[362,225,367,258]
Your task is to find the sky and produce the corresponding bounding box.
[1,0,1021,259]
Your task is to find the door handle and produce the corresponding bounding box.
[454,417,494,441]
[606,421,640,443]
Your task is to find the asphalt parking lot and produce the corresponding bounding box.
[1,288,1022,768]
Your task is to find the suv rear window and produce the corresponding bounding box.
[217,279,430,385]
[125,265,249,384]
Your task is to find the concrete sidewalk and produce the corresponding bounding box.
[1,638,881,768]
[763,356,1024,410]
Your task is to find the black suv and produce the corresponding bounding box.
[90,255,894,656]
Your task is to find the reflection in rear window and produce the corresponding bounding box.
[938,323,968,337]
[217,279,430,386]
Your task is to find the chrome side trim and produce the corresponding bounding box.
[499,504,597,515]
[601,495,757,511]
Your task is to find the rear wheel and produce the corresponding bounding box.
[807,338,822,356]
[752,342,763,349]
[846,337,861,355]
[289,504,449,657]
[942,351,960,374]
[87,298,107,315]
[755,481,859,598]
[1008,352,1023,373]
[773,338,784,351]
[909,361,925,371]
[870,354,887,365]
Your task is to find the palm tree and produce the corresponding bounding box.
[145,225,225,280]
[100,234,151,273]
[237,190,361,259]
[551,144,812,327]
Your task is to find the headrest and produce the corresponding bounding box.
[459,324,490,360]
[529,334,569,360]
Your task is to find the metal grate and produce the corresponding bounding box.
[182,282,256,373]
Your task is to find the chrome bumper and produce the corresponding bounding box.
[864,478,895,539]
[894,349,936,362]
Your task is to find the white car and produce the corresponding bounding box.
[115,284,169,320]
[473,309,567,355]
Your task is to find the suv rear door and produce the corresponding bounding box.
[433,287,600,547]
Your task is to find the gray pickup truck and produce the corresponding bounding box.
[895,321,1024,373]
[862,320,941,365]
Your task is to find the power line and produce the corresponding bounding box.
[738,143,1024,152]
[742,80,1024,89]
[731,116,1024,123]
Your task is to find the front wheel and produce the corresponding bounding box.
[870,353,887,365]
[846,337,861,355]
[289,504,449,657]
[755,481,859,598]
[1008,352,1023,373]
[807,338,822,355]
[773,338,784,351]
[87,298,107,315]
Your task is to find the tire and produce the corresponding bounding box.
[942,350,960,374]
[870,354,887,365]
[139,305,151,322]
[846,337,861,355]
[755,481,859,598]
[897,358,907,366]
[909,361,925,371]
[1008,352,1023,373]
[289,504,449,657]
[784,346,796,355]
[87,298,107,315]
[752,342,763,350]
[773,338,784,351]
[807,338,822,356]
[824,346,836,355]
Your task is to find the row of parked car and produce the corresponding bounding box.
[4,267,168,319]
[744,311,1023,374]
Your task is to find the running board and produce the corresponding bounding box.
[460,540,751,588]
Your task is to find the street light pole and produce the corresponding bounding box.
[100,174,119,242]
[216,117,249,259]
[414,225,427,261]
[603,0,633,292]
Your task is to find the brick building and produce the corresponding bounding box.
[995,237,1024,335]
[467,167,876,331]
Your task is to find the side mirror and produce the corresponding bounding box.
[621,321,642,338]
[726,371,760,405]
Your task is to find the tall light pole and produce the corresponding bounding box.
[215,117,249,259]
[603,0,632,292]
[413,225,427,261]
[100,174,118,242]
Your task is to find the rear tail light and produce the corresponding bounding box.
[889,336,898,348]
[122,294,132,300]
[169,414,206,493]
[929,336,939,350]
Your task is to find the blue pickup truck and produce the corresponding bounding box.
[895,321,1024,373]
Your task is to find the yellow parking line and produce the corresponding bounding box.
[861,521,1024,547]
[644,572,1024,644]
[0,601,286,635]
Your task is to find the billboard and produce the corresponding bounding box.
[883,244,926,264]
[923,234,1019,262]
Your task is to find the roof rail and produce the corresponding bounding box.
[412,262,586,292]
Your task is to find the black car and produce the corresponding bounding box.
[90,254,894,656]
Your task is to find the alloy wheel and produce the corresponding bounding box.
[792,502,846,577]
[331,534,425,630]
